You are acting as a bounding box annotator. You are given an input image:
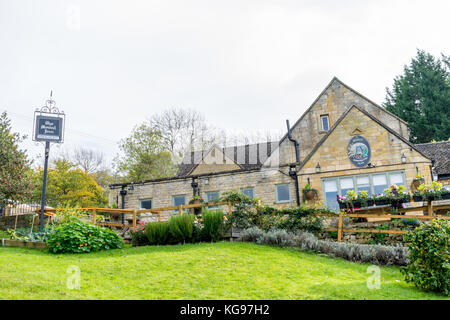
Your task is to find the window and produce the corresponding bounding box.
[276,184,291,203]
[322,171,407,210]
[241,187,254,198]
[139,199,152,210]
[320,115,330,132]
[172,195,186,212]
[206,191,220,208]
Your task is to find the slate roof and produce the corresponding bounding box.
[176,142,278,177]
[415,141,450,176]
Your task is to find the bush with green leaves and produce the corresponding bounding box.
[201,209,224,242]
[168,214,195,243]
[145,221,170,245]
[402,218,449,295]
[129,221,149,246]
[220,191,260,229]
[46,220,123,253]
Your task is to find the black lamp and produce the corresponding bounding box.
[401,154,406,164]
[315,163,321,173]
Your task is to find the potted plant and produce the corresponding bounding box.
[302,184,318,202]
[189,196,204,215]
[384,184,410,208]
[414,182,444,202]
[357,190,374,207]
[412,173,425,189]
[374,194,390,206]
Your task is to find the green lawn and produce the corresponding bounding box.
[0,242,447,300]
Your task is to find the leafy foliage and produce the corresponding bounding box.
[129,220,150,246]
[402,218,449,295]
[168,214,195,243]
[145,221,170,245]
[115,123,176,181]
[30,159,108,208]
[0,111,32,206]
[383,50,450,143]
[46,220,123,253]
[201,209,224,242]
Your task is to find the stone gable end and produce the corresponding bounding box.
[300,107,430,175]
[191,146,241,175]
[272,78,410,167]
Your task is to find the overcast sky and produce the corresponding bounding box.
[1,0,449,167]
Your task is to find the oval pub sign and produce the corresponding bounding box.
[347,135,371,167]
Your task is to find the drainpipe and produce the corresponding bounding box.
[119,185,127,224]
[286,120,301,206]
[191,177,199,197]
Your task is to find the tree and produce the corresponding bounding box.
[0,111,32,207]
[149,107,216,161]
[383,50,450,143]
[30,159,108,208]
[72,147,104,174]
[115,123,177,181]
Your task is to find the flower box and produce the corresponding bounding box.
[375,198,390,206]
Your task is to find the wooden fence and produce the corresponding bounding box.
[34,200,450,243]
[37,201,233,228]
[322,203,450,242]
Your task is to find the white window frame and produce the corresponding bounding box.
[320,115,330,132]
[321,170,408,202]
[139,198,153,210]
[276,184,291,203]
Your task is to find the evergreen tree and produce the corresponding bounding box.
[0,111,32,206]
[383,50,450,143]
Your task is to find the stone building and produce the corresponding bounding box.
[109,77,449,212]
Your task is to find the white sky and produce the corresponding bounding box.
[1,0,449,167]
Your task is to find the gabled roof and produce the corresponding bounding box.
[298,104,430,171]
[176,141,277,177]
[278,77,408,146]
[415,141,450,175]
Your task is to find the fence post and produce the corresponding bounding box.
[427,201,434,217]
[92,209,97,225]
[132,210,137,227]
[158,213,161,222]
[179,206,183,215]
[337,212,343,242]
[228,201,232,216]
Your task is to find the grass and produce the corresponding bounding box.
[0,242,447,300]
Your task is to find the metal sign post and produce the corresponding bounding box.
[33,93,65,231]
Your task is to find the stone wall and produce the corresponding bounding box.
[110,168,296,214]
[0,214,48,231]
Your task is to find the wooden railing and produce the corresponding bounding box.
[321,203,450,242]
[36,201,233,228]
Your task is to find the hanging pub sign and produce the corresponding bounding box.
[32,97,65,143]
[34,115,63,142]
[347,135,371,168]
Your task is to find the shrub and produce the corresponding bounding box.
[47,220,123,253]
[402,218,449,295]
[129,221,149,246]
[201,209,224,242]
[168,214,195,243]
[220,191,260,229]
[256,229,295,247]
[241,228,410,266]
[145,222,170,245]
